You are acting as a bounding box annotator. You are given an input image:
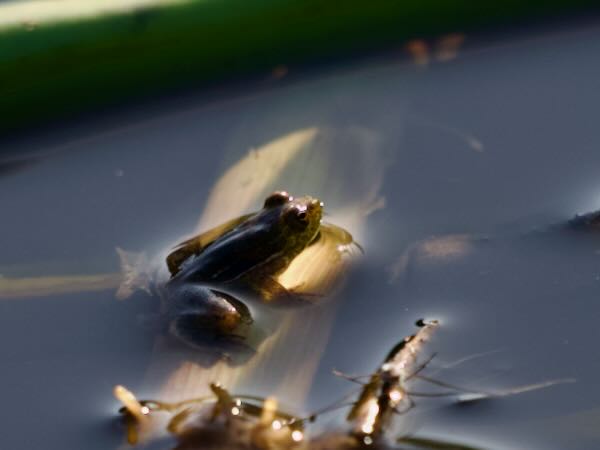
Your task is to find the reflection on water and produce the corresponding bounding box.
[2,21,600,450]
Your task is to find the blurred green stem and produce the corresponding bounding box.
[0,0,596,135]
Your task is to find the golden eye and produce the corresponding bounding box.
[264,191,291,208]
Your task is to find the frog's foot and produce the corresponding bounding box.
[249,276,318,307]
[287,282,324,299]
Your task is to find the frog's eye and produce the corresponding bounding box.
[264,191,292,208]
[283,205,310,228]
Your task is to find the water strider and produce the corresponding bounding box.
[342,319,440,445]
[310,320,573,449]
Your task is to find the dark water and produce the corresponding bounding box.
[2,21,600,450]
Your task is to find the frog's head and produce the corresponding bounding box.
[263,191,323,245]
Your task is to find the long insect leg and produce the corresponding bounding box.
[405,352,438,381]
[455,378,576,402]
[438,349,504,371]
[406,390,463,398]
[332,369,371,385]
[413,374,492,395]
[397,435,483,450]
[302,387,364,422]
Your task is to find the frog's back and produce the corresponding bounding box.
[166,213,254,276]
[172,211,288,284]
[167,191,323,289]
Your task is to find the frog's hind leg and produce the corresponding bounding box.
[168,313,256,365]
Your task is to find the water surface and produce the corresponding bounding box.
[2,20,600,449]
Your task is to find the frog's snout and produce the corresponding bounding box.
[307,197,324,214]
[310,198,324,208]
[302,199,323,224]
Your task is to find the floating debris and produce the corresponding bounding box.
[114,385,152,445]
[114,319,574,449]
[315,319,573,448]
[115,383,306,449]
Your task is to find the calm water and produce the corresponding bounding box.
[2,20,600,450]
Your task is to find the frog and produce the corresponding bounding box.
[166,190,325,302]
[125,191,357,361]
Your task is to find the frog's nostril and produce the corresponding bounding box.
[309,198,323,208]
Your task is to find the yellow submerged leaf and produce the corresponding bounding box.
[150,125,386,409]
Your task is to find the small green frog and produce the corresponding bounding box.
[159,191,355,359]
[166,191,323,301]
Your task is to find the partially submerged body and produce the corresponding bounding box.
[166,191,325,302]
[118,191,359,360]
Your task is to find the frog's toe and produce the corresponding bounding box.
[288,282,324,299]
[267,279,323,306]
[168,314,257,362]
